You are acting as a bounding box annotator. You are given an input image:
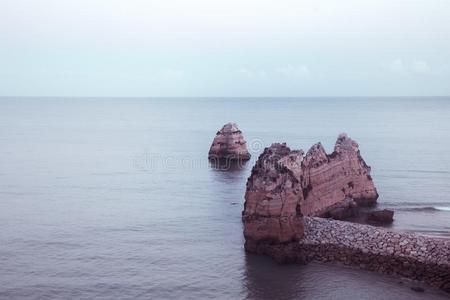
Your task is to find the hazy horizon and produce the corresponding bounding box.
[1,96,450,99]
[1,0,450,97]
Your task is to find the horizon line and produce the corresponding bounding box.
[1,95,450,99]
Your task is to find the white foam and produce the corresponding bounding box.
[435,206,450,211]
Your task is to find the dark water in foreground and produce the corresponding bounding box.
[0,97,449,299]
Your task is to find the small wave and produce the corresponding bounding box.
[384,201,450,207]
[399,206,450,212]
[380,169,450,175]
[435,206,450,211]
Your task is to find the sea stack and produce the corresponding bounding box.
[208,123,251,161]
[243,143,305,254]
[243,133,379,253]
[300,133,379,216]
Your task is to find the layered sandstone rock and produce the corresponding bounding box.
[243,133,380,251]
[243,143,304,252]
[208,123,251,160]
[301,133,378,216]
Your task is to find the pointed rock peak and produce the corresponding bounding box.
[261,143,303,167]
[304,142,328,166]
[253,143,291,170]
[251,143,303,179]
[266,143,291,157]
[220,122,241,134]
[334,133,359,154]
[306,142,326,156]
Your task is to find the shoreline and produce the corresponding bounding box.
[245,217,450,293]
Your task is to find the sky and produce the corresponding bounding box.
[1,0,450,97]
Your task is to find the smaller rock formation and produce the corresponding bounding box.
[323,198,359,220]
[367,209,394,224]
[208,123,251,161]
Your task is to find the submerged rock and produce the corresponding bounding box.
[323,198,359,220]
[367,209,394,224]
[208,122,251,161]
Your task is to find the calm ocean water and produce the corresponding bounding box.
[0,97,449,299]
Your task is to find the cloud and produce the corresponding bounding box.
[411,60,431,75]
[388,59,432,76]
[160,68,184,80]
[389,59,406,75]
[276,65,310,78]
[237,65,310,80]
[237,68,269,80]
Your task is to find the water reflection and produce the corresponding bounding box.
[242,253,450,300]
[208,158,251,194]
[243,254,308,300]
[208,157,251,172]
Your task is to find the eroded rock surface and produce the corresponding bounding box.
[300,134,378,216]
[208,123,251,160]
[243,143,304,252]
[243,134,378,221]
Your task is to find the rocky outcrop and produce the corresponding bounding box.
[243,143,304,252]
[243,134,382,256]
[243,134,379,240]
[208,123,251,160]
[300,134,378,216]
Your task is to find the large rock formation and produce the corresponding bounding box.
[243,133,379,253]
[300,133,378,216]
[208,123,251,160]
[243,143,304,253]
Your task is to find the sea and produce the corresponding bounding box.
[0,97,449,299]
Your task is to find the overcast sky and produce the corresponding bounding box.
[1,0,450,97]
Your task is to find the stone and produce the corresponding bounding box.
[321,198,358,220]
[367,209,394,224]
[208,122,251,160]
